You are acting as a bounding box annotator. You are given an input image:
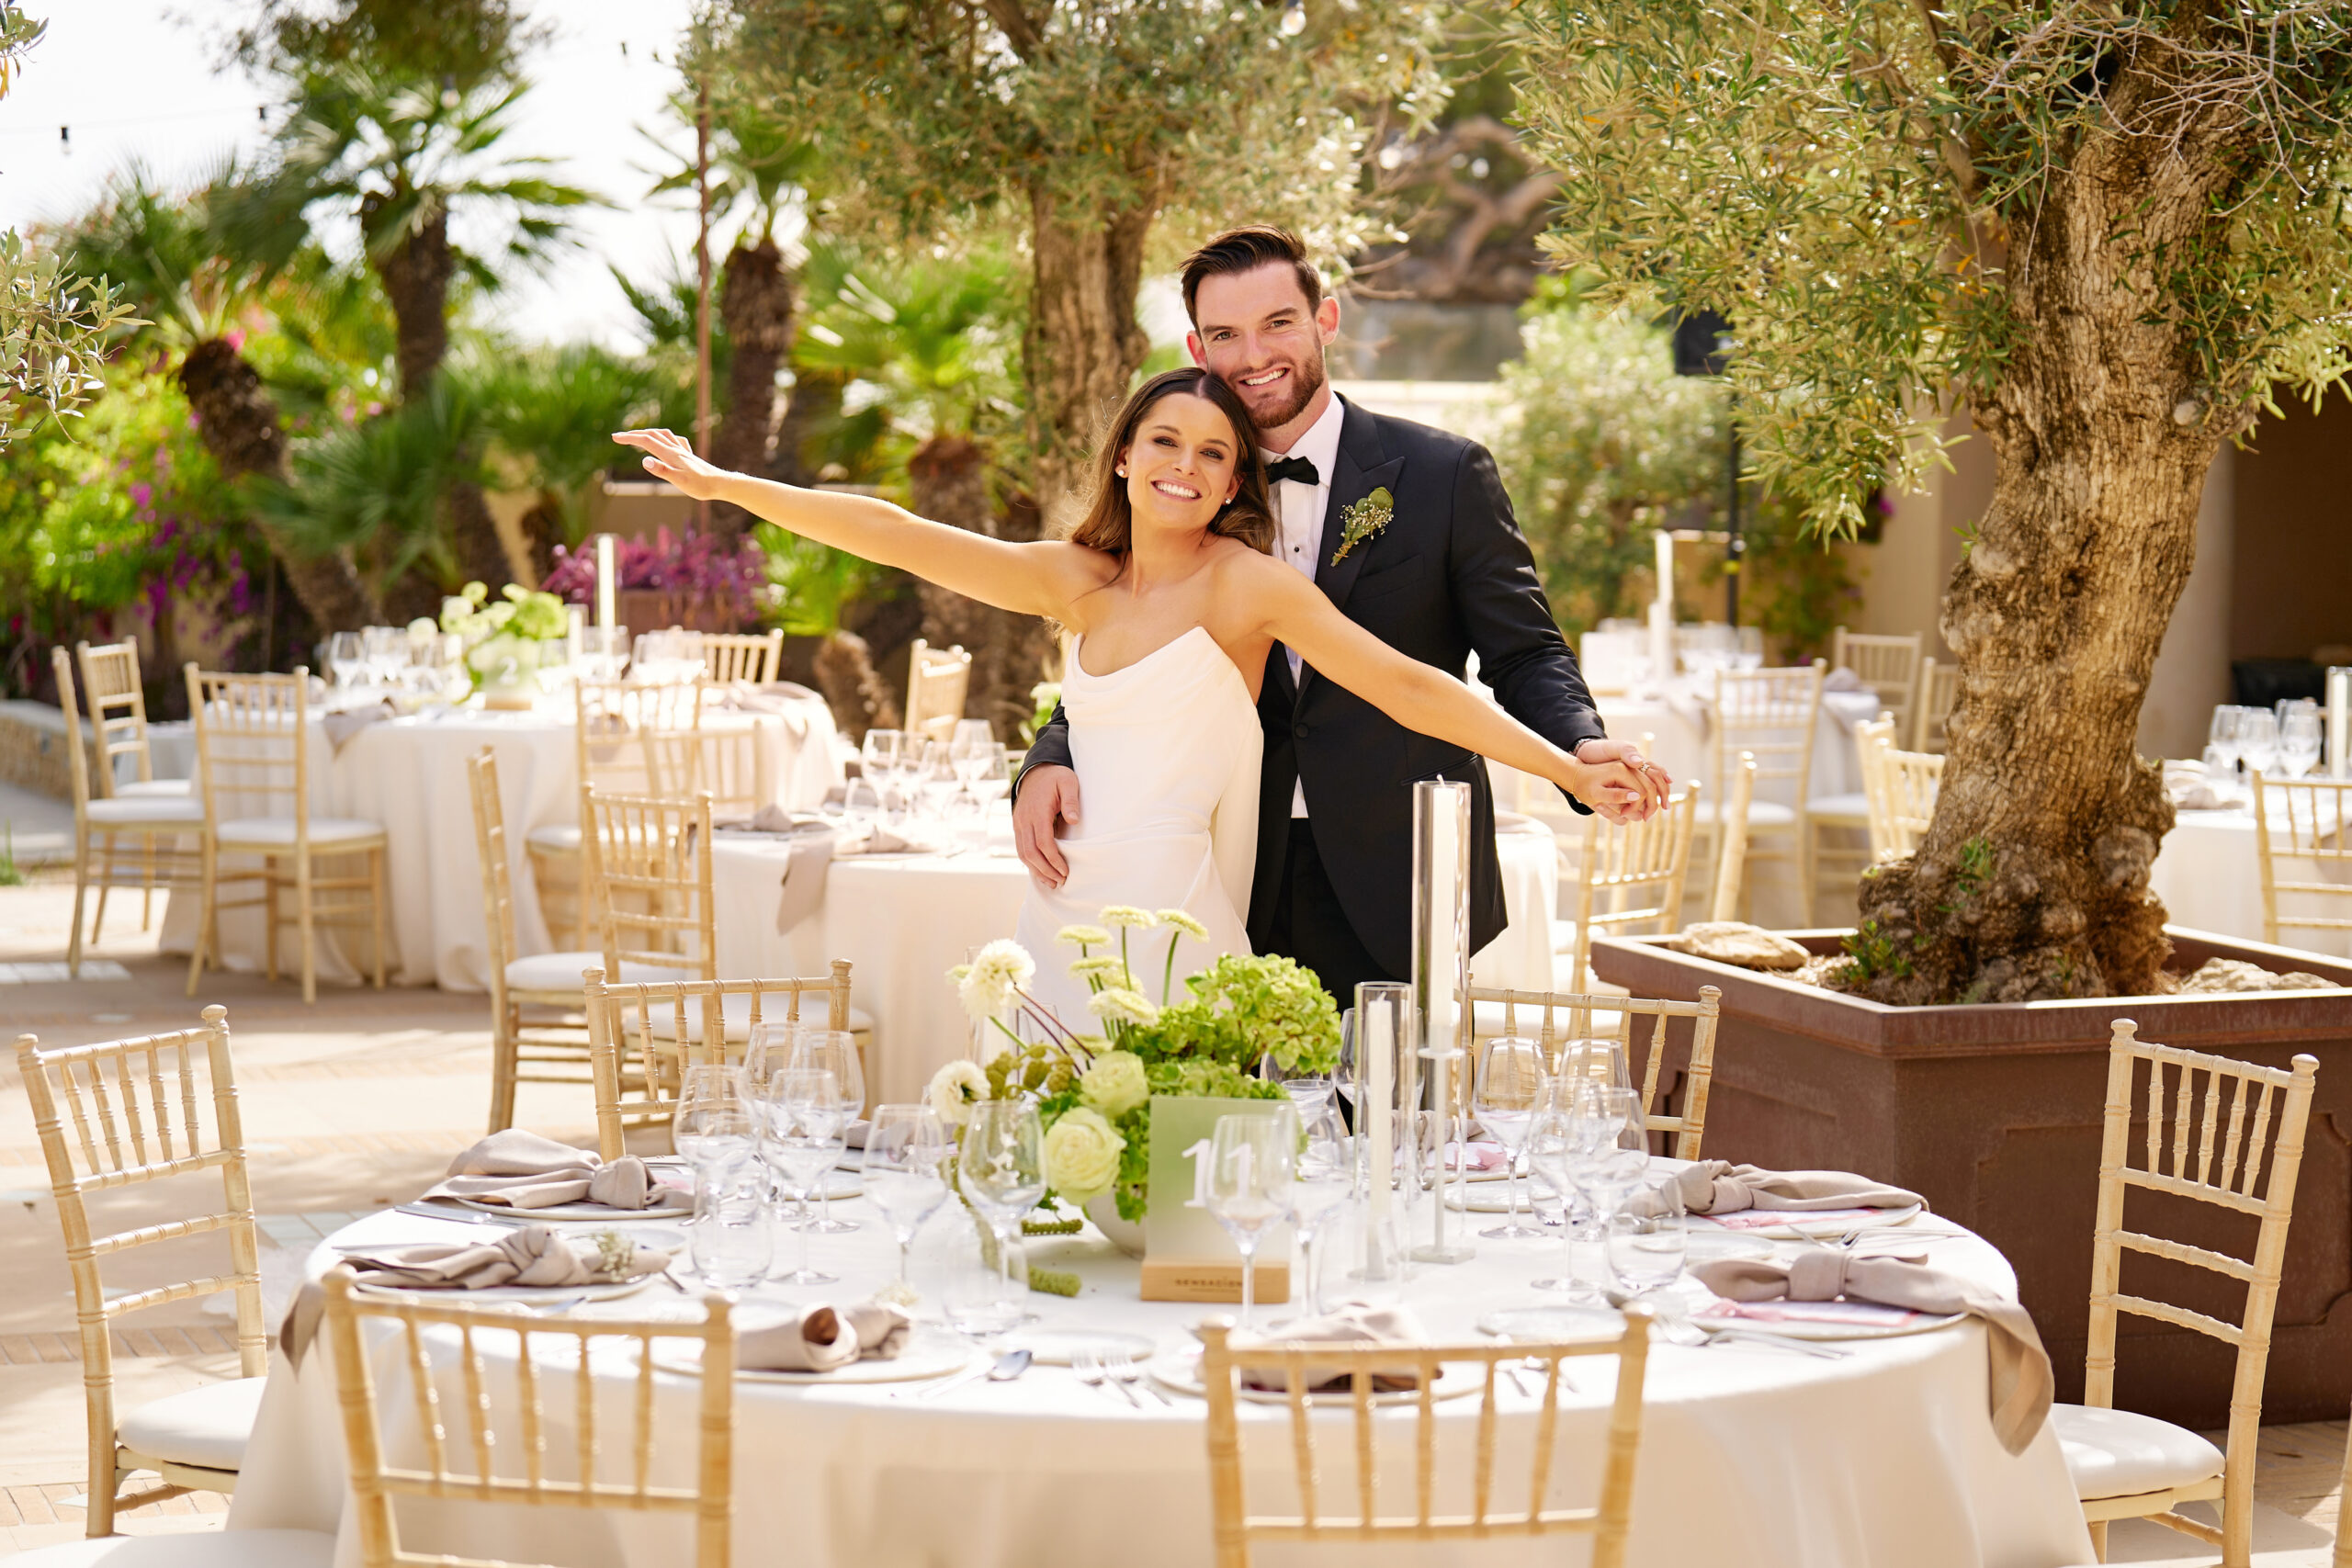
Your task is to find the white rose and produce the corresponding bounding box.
[1078,1050,1150,1120]
[1043,1107,1124,1203]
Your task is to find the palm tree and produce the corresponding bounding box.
[59,164,377,634]
[477,343,660,579]
[232,62,599,589]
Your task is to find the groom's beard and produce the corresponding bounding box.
[1231,350,1326,433]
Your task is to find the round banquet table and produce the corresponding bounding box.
[230,1186,2094,1568]
[156,694,839,991]
[709,812,1562,1108]
[2147,793,2352,959]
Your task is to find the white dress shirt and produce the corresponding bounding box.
[1264,393,1347,817]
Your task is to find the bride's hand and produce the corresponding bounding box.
[613,428,731,502]
[1563,754,1661,824]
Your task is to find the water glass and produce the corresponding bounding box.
[861,729,907,814]
[1288,1107,1351,1315]
[787,1030,865,1234]
[863,1103,949,1296]
[1608,1175,1688,1296]
[761,1066,845,1284]
[1203,1111,1296,1331]
[944,1226,1028,1340]
[688,1150,773,1291]
[957,1100,1045,1307]
[1474,1036,1548,1241]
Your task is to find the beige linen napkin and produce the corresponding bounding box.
[2164,760,2234,810]
[1643,1161,1925,1217]
[422,1129,691,1213]
[322,699,396,753]
[736,1300,913,1373]
[1692,1253,2052,1455]
[1228,1303,1430,1393]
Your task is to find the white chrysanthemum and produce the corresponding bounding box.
[1057,924,1111,948]
[1043,1107,1124,1202]
[1155,908,1209,941]
[956,939,1035,1021]
[1078,1050,1150,1120]
[1068,954,1124,978]
[926,1060,990,1126]
[1088,987,1161,1028]
[1100,906,1158,929]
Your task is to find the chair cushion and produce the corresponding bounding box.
[506,951,642,992]
[6,1530,335,1568]
[115,779,195,799]
[626,987,876,1043]
[526,822,582,854]
[1806,792,1871,822]
[87,795,207,827]
[1549,918,1582,954]
[115,1375,267,1472]
[1693,798,1797,828]
[215,817,385,849]
[2050,1403,2224,1501]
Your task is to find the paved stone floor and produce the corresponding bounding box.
[0,871,2343,1561]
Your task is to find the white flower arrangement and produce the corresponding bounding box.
[926,1060,990,1126]
[1088,987,1161,1029]
[953,939,1035,1022]
[1042,1107,1123,1203]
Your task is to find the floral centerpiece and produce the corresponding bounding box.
[927,907,1340,1235]
[435,581,571,702]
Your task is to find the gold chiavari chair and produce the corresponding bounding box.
[1708,751,1757,922]
[321,1270,736,1568]
[1552,783,1699,997]
[1694,660,1823,928]
[583,966,855,1159]
[16,1008,268,1536]
[469,749,604,1134]
[2335,1416,2352,1568]
[583,787,718,985]
[1830,626,1923,739]
[51,649,205,977]
[1805,709,1895,925]
[905,637,972,743]
[75,637,187,801]
[1915,656,1961,753]
[643,719,777,824]
[2058,1022,2319,1567]
[2249,772,2352,951]
[701,628,785,685]
[529,676,708,948]
[1198,1312,1654,1568]
[185,665,389,1004]
[1868,736,1945,863]
[1465,984,1724,1158]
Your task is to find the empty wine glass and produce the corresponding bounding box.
[964,743,1012,815]
[788,1030,865,1234]
[862,728,907,817]
[913,740,962,822]
[863,1103,949,1297]
[363,625,408,687]
[2209,705,2245,787]
[1608,1173,1688,1298]
[957,1100,1046,1306]
[948,718,996,782]
[673,1064,753,1172]
[761,1066,844,1285]
[1287,1107,1351,1316]
[325,631,367,694]
[2239,708,2280,781]
[1334,1009,1359,1124]
[688,1149,773,1291]
[1203,1111,1296,1331]
[1532,1084,1644,1298]
[2281,708,2324,780]
[1474,1036,1548,1241]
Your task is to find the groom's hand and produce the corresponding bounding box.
[1574,739,1670,823]
[1012,764,1081,889]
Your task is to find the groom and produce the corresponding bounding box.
[1014,225,1666,1006]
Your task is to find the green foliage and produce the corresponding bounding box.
[797,241,1023,455]
[1839,919,1914,984]
[475,343,662,542]
[0,230,144,451]
[1129,954,1344,1080]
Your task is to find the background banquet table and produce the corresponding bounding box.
[2148,794,2352,959]
[155,693,839,990]
[232,1189,2094,1568]
[710,811,1562,1106]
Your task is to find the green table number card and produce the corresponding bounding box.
[1137,1095,1294,1303]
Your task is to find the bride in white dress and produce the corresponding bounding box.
[616,369,1655,1023]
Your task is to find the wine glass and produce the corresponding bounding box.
[2209,705,2245,787]
[1286,1106,1351,1316]
[964,743,1012,819]
[1203,1111,1296,1332]
[672,1064,753,1171]
[1532,1084,1645,1298]
[1334,1009,1358,1125]
[912,740,962,824]
[861,728,907,818]
[2239,708,2280,782]
[1474,1036,1548,1241]
[688,1149,773,1291]
[2282,707,2324,779]
[787,1030,865,1233]
[742,1020,807,1100]
[325,631,368,694]
[1608,1173,1688,1298]
[760,1066,844,1285]
[1559,1036,1633,1097]
[948,718,996,784]
[363,625,408,687]
[957,1100,1046,1306]
[863,1103,949,1298]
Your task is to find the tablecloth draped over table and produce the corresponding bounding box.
[2148,795,2352,959]
[229,1196,2095,1568]
[710,810,1560,1108]
[156,695,839,991]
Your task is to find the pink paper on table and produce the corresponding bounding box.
[1690,1206,1888,1233]
[1700,1298,1930,1329]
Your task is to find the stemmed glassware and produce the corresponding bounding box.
[760,1066,846,1285]
[1203,1110,1296,1331]
[1608,1173,1688,1299]
[2209,706,2246,796]
[861,729,907,818]
[363,626,408,688]
[2282,706,2324,779]
[580,625,630,682]
[912,740,962,823]
[2239,708,2281,783]
[957,1100,1046,1316]
[785,1030,864,1234]
[862,1103,949,1298]
[1474,1036,1549,1240]
[325,632,368,694]
[1530,1083,1645,1298]
[1286,1106,1351,1316]
[673,1064,755,1173]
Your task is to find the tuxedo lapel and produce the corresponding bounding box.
[1297,398,1404,700]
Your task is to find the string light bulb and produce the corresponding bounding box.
[1280,1,1306,37]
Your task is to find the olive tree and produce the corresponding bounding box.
[1513,0,2352,1001]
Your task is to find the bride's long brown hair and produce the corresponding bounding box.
[1066,368,1276,558]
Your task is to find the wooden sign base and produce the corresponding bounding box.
[1139,1258,1291,1304]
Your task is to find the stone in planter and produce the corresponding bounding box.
[1590,924,2352,1429]
[1668,921,1812,970]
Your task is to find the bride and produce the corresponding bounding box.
[615,368,1652,1022]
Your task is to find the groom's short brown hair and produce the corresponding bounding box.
[1180,226,1323,324]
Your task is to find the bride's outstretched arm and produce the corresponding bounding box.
[1243,557,1665,815]
[614,428,1102,620]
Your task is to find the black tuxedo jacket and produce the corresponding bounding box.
[1019,394,1608,981]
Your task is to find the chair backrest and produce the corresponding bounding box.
[2335,1416,2352,1568]
[15,1009,269,1425]
[1708,661,1825,813]
[1464,984,1723,1159]
[76,637,155,798]
[1707,751,1757,922]
[1915,656,1961,753]
[905,637,972,743]
[321,1269,735,1568]
[2086,1022,2319,1550]
[582,788,717,983]
[583,965,855,1159]
[2248,773,2352,948]
[642,722,775,823]
[1871,742,1944,863]
[1853,716,1897,856]
[466,750,520,1005]
[49,648,101,818]
[1562,784,1700,997]
[575,678,707,800]
[1197,1313,1652,1568]
[187,665,311,835]
[700,630,783,685]
[1831,627,1922,733]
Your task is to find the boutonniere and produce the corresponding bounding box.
[1330,486,1395,566]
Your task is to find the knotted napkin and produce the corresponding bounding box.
[1227,1302,1430,1393]
[322,699,396,753]
[1638,1161,1925,1218]
[1692,1253,2052,1455]
[421,1129,691,1213]
[737,1300,913,1373]
[708,681,823,740]
[2163,760,2235,811]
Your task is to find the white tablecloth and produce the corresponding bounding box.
[2151,795,2352,959]
[232,1190,2093,1568]
[712,818,1560,1109]
[158,694,839,990]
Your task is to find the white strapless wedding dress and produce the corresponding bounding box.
[1014,626,1262,1028]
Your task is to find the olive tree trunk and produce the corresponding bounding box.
[910,434,1057,740]
[1848,91,2252,1004]
[1024,185,1155,536]
[712,237,795,542]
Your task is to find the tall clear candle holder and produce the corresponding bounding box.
[1410,778,1476,1265]
[1349,980,1413,1283]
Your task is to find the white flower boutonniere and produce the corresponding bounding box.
[1330,486,1395,566]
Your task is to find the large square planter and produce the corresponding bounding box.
[1590,926,2352,1428]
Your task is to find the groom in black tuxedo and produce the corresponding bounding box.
[1014,226,1666,1007]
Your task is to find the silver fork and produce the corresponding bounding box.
[1106,1349,1162,1406]
[1074,1349,1127,1406]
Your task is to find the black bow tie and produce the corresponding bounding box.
[1263,455,1321,488]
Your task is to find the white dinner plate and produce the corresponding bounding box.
[1148,1351,1485,1405]
[450,1196,696,1222]
[1684,1231,1776,1261]
[1695,1303,1966,1340]
[1003,1326,1159,1367]
[351,1275,657,1306]
[1443,1185,1547,1213]
[1476,1305,1625,1344]
[652,1334,978,1384]
[1689,1203,1923,1239]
